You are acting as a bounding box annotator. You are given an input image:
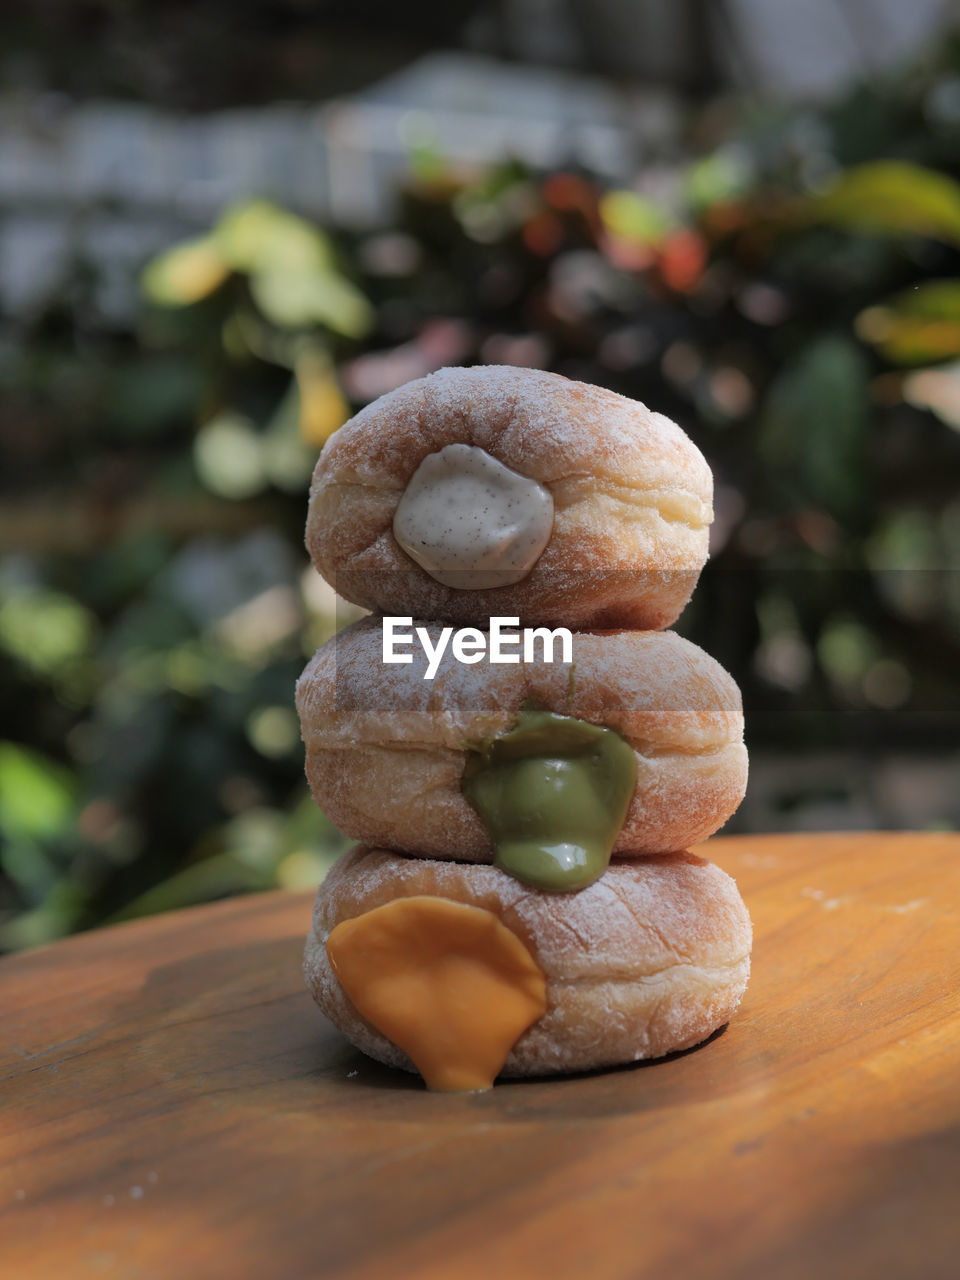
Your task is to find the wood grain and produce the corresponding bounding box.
[2,832,959,1280]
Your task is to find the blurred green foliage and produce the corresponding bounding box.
[3,46,960,949]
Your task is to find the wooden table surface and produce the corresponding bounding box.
[3,832,960,1280]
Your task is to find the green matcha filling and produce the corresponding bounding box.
[461,707,637,892]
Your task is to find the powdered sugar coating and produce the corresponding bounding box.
[296,617,748,857]
[304,846,753,1077]
[306,365,713,629]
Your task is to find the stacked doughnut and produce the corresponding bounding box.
[297,366,751,1091]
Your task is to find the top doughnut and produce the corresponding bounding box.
[306,365,713,629]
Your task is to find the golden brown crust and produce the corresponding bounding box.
[296,618,748,857]
[304,846,752,1077]
[305,366,713,629]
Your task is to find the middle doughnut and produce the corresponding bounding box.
[296,617,748,872]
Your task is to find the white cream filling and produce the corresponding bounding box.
[392,443,554,590]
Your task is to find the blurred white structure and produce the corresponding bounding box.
[1,0,958,315]
[717,0,955,99]
[0,56,673,317]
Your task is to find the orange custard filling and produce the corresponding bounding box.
[326,896,547,1092]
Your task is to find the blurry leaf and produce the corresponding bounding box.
[295,349,350,445]
[903,362,960,430]
[453,161,535,242]
[106,852,273,923]
[0,882,86,950]
[165,645,209,696]
[249,268,372,337]
[522,211,564,257]
[0,741,76,839]
[261,376,320,490]
[806,162,960,246]
[105,796,349,925]
[222,310,298,368]
[408,138,450,186]
[1,837,58,901]
[142,237,230,306]
[687,147,754,212]
[760,336,869,519]
[275,849,333,889]
[658,230,708,293]
[818,618,879,685]
[246,706,300,758]
[193,412,267,499]
[0,588,96,675]
[214,200,334,275]
[599,191,671,246]
[867,509,939,571]
[224,807,287,870]
[464,157,530,203]
[856,280,960,365]
[543,172,598,217]
[209,200,372,335]
[283,790,352,853]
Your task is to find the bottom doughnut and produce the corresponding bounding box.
[304,846,752,1082]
